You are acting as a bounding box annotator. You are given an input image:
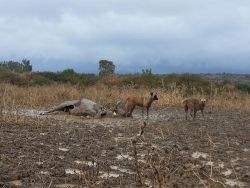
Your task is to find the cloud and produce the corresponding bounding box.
[0,0,250,73]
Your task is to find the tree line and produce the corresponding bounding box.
[0,59,32,72]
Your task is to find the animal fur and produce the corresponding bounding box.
[40,99,103,117]
[125,92,158,119]
[40,99,125,118]
[182,98,206,120]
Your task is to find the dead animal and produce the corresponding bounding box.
[97,101,126,118]
[111,101,127,117]
[40,99,105,117]
[182,98,206,120]
[40,99,125,118]
[125,92,158,119]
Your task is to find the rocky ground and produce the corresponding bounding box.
[0,107,249,187]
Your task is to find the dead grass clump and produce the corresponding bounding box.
[131,122,195,188]
[208,92,250,112]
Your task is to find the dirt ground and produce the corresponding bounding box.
[0,107,249,187]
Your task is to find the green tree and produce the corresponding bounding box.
[0,61,22,72]
[21,59,32,72]
[142,68,152,75]
[0,59,32,72]
[60,68,78,84]
[62,68,76,75]
[99,60,115,76]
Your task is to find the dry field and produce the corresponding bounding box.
[0,84,250,187]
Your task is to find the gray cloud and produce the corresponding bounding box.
[1,0,250,73]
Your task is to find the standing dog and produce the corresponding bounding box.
[182,98,206,120]
[125,92,158,119]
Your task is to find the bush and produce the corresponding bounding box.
[30,75,53,86]
[78,74,99,86]
[0,68,28,86]
[0,67,226,96]
[141,69,160,88]
[236,83,250,93]
[34,71,98,86]
[157,74,212,95]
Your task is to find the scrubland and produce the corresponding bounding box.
[0,73,250,187]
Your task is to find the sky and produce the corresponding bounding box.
[0,0,250,74]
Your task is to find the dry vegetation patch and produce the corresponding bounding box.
[1,83,250,112]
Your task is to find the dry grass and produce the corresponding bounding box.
[1,83,250,112]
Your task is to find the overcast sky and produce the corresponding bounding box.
[1,0,250,74]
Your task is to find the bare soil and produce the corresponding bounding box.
[0,107,249,187]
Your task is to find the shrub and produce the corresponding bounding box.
[0,68,28,86]
[30,75,53,86]
[236,83,250,93]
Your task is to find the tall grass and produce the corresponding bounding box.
[1,83,250,112]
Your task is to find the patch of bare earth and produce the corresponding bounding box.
[0,107,249,187]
